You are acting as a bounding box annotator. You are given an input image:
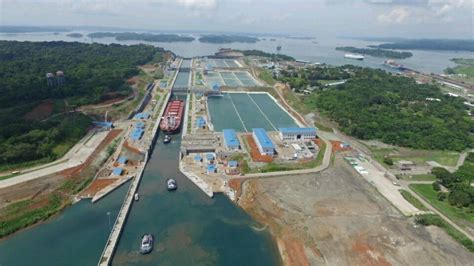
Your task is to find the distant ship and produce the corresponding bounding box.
[166,178,177,191]
[163,135,171,144]
[139,234,154,254]
[160,100,184,134]
[344,53,364,60]
[383,60,405,70]
[276,45,282,51]
[134,193,139,201]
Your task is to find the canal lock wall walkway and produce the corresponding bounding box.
[97,61,179,266]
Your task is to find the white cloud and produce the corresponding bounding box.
[377,7,409,24]
[176,0,217,10]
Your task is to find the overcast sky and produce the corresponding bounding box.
[0,0,472,38]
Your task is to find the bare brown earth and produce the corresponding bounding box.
[24,100,54,120]
[80,178,116,197]
[237,156,474,266]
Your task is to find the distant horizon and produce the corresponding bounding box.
[0,24,471,41]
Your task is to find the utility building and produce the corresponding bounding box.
[223,129,240,150]
[46,73,55,87]
[56,71,65,85]
[279,127,317,141]
[252,128,275,155]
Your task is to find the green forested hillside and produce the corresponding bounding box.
[304,68,474,151]
[0,41,163,167]
[0,41,161,107]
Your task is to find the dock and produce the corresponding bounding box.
[179,160,213,197]
[97,158,147,266]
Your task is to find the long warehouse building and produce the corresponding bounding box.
[252,128,275,155]
[223,129,240,150]
[279,127,317,141]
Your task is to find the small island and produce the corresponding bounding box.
[66,33,83,38]
[87,32,195,42]
[369,39,474,52]
[239,49,295,61]
[335,46,413,59]
[199,35,259,43]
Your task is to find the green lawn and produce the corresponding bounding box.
[258,69,276,86]
[410,184,474,225]
[399,189,428,211]
[369,147,460,167]
[401,174,437,181]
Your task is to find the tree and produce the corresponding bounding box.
[383,157,394,166]
[432,182,441,191]
[448,189,471,208]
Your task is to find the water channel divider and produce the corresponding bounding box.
[97,59,178,266]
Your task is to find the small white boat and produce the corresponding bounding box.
[166,178,177,191]
[134,193,139,201]
[344,53,364,60]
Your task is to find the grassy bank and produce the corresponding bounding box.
[410,184,474,224]
[0,194,65,238]
[415,214,474,252]
[399,189,428,211]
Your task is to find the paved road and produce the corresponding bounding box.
[0,130,109,189]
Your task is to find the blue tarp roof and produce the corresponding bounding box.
[228,160,238,167]
[206,153,214,160]
[253,128,274,149]
[133,112,150,120]
[130,128,144,141]
[93,121,113,128]
[279,127,317,134]
[196,117,206,127]
[117,156,128,164]
[207,164,216,173]
[194,154,202,161]
[212,83,220,91]
[112,167,123,176]
[223,129,240,148]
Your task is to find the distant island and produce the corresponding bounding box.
[335,46,413,59]
[239,49,295,61]
[199,35,259,43]
[285,36,315,40]
[444,58,474,82]
[87,32,195,42]
[0,26,70,33]
[66,33,83,38]
[369,39,474,52]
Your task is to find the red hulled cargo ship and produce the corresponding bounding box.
[160,100,185,133]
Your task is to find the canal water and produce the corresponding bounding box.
[112,128,280,265]
[0,95,281,266]
[0,183,129,265]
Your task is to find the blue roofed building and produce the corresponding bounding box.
[196,117,206,128]
[228,160,238,168]
[112,167,123,176]
[117,156,128,165]
[279,127,317,141]
[252,128,275,155]
[133,112,150,120]
[222,129,240,150]
[130,128,144,141]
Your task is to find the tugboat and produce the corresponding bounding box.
[139,234,154,254]
[134,193,139,201]
[163,135,171,144]
[166,178,177,191]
